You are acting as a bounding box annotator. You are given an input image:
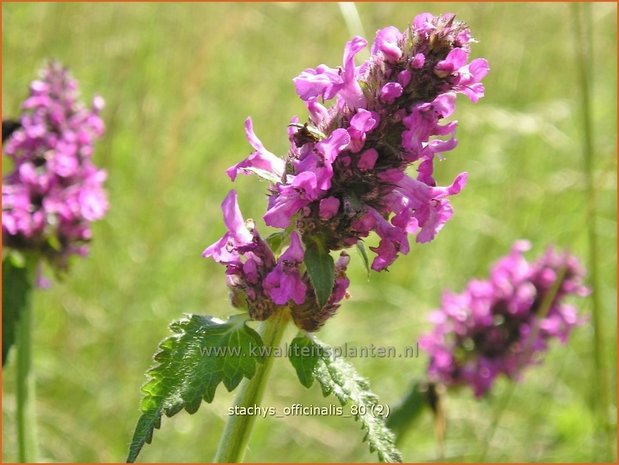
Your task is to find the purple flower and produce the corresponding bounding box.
[357,148,379,171]
[235,14,487,269]
[348,109,379,153]
[2,61,108,270]
[311,128,351,190]
[420,242,588,397]
[434,48,469,78]
[203,190,282,320]
[413,13,437,36]
[453,58,489,103]
[263,231,307,305]
[392,172,467,245]
[372,26,404,63]
[380,82,404,104]
[208,14,487,331]
[204,200,352,328]
[263,172,320,228]
[226,117,285,181]
[368,208,410,271]
[293,36,368,109]
[202,190,254,264]
[319,197,340,220]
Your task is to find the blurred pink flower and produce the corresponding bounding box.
[420,242,588,397]
[2,61,108,270]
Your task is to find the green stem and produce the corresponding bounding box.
[213,310,289,463]
[571,4,612,460]
[16,286,39,463]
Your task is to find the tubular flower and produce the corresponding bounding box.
[203,190,279,321]
[263,231,307,306]
[231,13,488,271]
[419,241,588,397]
[2,61,108,269]
[204,192,350,329]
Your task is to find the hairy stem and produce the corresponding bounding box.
[213,310,289,463]
[16,287,39,463]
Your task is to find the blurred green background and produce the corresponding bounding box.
[2,2,617,462]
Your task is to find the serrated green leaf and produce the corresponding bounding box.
[288,334,402,463]
[126,313,265,462]
[303,236,335,308]
[355,241,371,278]
[126,408,161,463]
[2,258,33,366]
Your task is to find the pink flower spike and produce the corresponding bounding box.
[234,15,488,284]
[421,243,587,397]
[3,61,107,271]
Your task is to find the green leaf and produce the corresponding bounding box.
[265,231,286,254]
[289,334,402,463]
[355,241,371,278]
[4,249,26,268]
[303,236,335,308]
[2,258,33,366]
[126,409,161,463]
[287,334,323,388]
[127,313,265,462]
[47,233,62,252]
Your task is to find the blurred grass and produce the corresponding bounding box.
[571,3,613,458]
[1,2,616,463]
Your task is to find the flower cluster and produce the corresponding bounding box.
[228,13,488,271]
[206,14,487,330]
[2,61,108,269]
[204,190,350,331]
[420,241,588,397]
